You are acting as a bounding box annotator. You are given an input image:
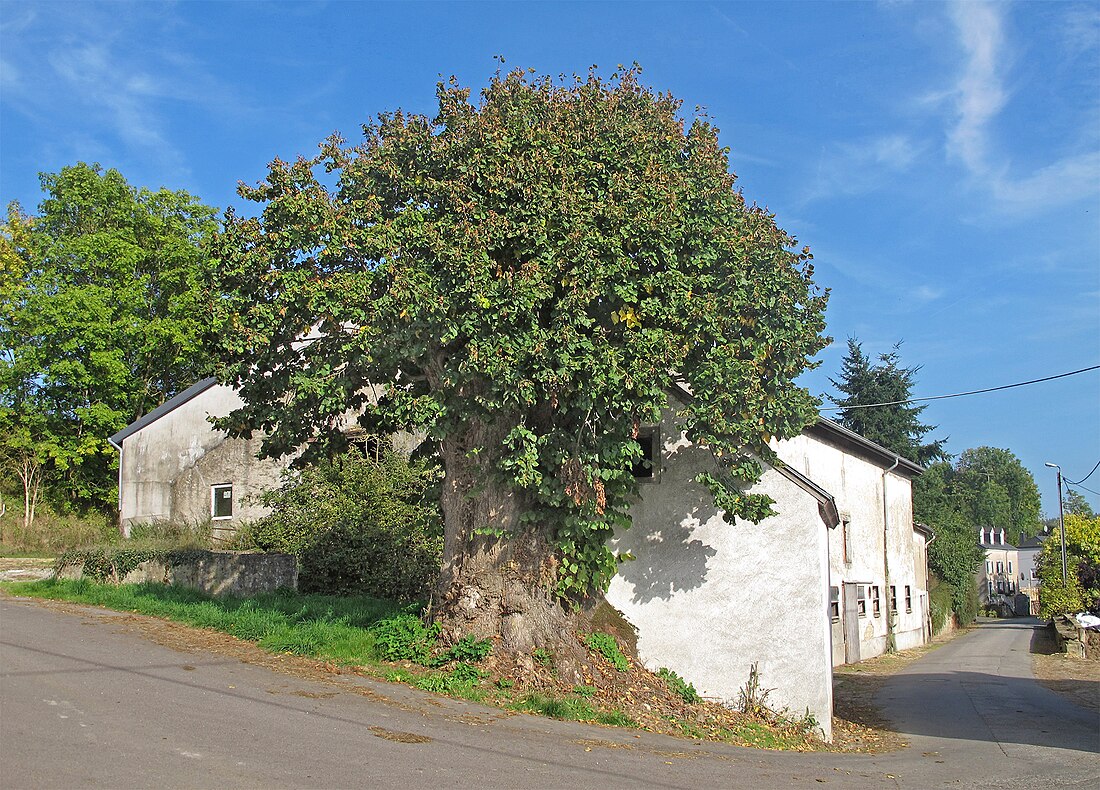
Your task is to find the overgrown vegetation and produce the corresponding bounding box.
[1038,512,1100,618]
[584,632,630,671]
[658,667,701,704]
[230,448,443,600]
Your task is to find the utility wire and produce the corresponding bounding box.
[821,364,1100,412]
[1066,459,1100,486]
[1067,481,1100,498]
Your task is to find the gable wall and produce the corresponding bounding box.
[776,434,926,660]
[605,402,834,740]
[117,385,287,533]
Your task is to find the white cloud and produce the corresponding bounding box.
[942,1,1100,214]
[945,1,1007,175]
[801,134,925,203]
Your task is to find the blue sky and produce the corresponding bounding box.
[2,0,1098,516]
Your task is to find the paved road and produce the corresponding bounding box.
[1,598,1096,789]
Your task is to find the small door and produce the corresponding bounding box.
[842,582,861,664]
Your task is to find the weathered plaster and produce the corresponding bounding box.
[606,401,835,740]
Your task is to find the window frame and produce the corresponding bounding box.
[871,585,881,617]
[904,584,912,613]
[857,586,867,617]
[829,586,840,622]
[211,483,234,521]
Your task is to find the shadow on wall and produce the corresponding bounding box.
[615,493,720,605]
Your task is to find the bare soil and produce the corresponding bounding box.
[1029,625,1100,715]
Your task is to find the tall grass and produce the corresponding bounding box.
[4,579,406,666]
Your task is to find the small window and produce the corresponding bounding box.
[872,585,881,617]
[829,586,840,621]
[1007,561,1012,574]
[996,561,1003,574]
[857,586,867,617]
[841,516,852,565]
[986,561,993,574]
[211,484,233,520]
[904,584,912,613]
[631,428,658,479]
[889,585,898,613]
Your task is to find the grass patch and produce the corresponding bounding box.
[511,693,637,728]
[3,578,403,666]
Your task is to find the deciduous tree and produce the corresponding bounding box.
[212,68,829,663]
[1,163,219,517]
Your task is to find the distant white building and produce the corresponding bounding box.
[977,527,1020,611]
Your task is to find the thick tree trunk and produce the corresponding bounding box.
[433,421,592,671]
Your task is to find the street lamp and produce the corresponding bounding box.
[1044,463,1068,585]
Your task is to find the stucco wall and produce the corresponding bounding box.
[775,434,925,661]
[118,385,287,534]
[606,403,834,740]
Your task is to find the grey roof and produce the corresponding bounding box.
[806,419,924,477]
[914,522,936,539]
[1017,534,1048,549]
[773,463,841,529]
[109,377,219,447]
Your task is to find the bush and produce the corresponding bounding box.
[233,448,443,600]
[929,580,955,634]
[584,632,629,671]
[658,667,701,704]
[370,612,440,663]
[1038,514,1100,618]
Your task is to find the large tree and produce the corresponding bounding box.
[212,68,829,662]
[828,338,946,465]
[1,163,219,516]
[952,446,1042,546]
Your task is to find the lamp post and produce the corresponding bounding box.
[1044,463,1068,585]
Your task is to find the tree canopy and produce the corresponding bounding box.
[828,338,946,465]
[212,67,829,652]
[1037,512,1100,618]
[1,163,219,516]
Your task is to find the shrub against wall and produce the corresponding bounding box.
[235,448,443,600]
[1038,513,1100,619]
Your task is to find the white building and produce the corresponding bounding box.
[606,386,927,742]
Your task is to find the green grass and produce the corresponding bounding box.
[3,578,404,666]
[511,693,638,728]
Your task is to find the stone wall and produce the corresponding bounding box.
[58,551,297,597]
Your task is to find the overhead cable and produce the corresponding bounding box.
[1066,459,1100,486]
[821,364,1100,412]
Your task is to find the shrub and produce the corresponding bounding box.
[584,632,629,671]
[1038,514,1100,618]
[234,448,443,600]
[433,635,492,666]
[370,613,439,663]
[657,667,700,704]
[929,579,955,634]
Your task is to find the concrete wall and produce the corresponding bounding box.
[117,385,288,535]
[60,551,298,597]
[606,401,834,741]
[775,434,926,661]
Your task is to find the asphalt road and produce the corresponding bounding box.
[1,598,1097,789]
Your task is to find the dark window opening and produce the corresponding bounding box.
[829,586,840,621]
[632,429,657,478]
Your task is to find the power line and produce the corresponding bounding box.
[821,364,1100,412]
[1066,459,1100,486]
[1067,481,1100,498]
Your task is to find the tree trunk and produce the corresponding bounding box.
[433,421,592,673]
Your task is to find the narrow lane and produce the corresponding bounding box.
[872,618,1099,788]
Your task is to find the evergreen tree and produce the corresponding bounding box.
[828,338,946,465]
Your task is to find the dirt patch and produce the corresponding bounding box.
[0,557,54,571]
[369,726,433,743]
[1030,625,1100,715]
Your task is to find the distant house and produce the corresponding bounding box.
[112,380,930,742]
[605,385,928,742]
[977,528,1020,611]
[1016,533,1047,615]
[109,379,286,539]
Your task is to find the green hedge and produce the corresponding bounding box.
[232,448,443,600]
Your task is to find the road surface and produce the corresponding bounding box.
[1,597,1096,788]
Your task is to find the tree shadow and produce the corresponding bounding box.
[612,500,719,605]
